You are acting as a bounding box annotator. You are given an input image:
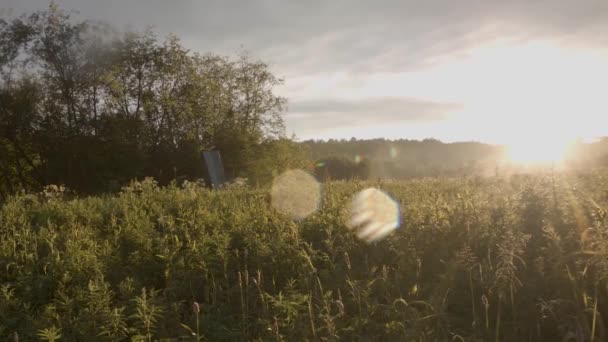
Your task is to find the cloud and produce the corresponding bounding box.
[3,0,608,141]
[6,1,607,73]
[286,97,462,136]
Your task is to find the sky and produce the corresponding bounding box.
[3,0,608,144]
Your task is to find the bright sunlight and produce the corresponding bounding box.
[455,41,602,165]
[506,137,573,165]
[288,39,608,144]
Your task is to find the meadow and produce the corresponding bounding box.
[1,171,608,341]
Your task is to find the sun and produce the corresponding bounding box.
[506,136,572,166]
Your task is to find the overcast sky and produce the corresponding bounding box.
[3,0,608,143]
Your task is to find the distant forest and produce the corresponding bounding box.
[304,138,608,180]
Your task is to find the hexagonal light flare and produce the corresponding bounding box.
[347,188,400,243]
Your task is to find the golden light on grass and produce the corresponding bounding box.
[270,169,321,220]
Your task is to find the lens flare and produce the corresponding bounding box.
[346,188,400,243]
[271,169,321,220]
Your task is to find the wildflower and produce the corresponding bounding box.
[192,301,200,314]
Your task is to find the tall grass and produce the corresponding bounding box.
[1,173,608,340]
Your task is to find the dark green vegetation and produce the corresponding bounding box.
[2,172,608,341]
[0,4,307,198]
[305,138,608,179]
[314,156,371,181]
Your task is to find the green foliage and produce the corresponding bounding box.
[2,172,608,340]
[0,4,292,196]
[37,326,61,342]
[130,288,164,341]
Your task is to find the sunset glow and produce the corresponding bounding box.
[506,137,573,165]
[283,39,608,144]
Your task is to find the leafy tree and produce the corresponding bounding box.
[0,3,290,196]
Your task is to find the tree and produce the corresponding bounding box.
[0,3,290,196]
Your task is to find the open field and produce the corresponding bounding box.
[2,171,608,341]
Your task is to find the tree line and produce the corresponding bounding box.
[306,137,608,180]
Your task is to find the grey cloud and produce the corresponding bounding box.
[287,97,462,128]
[4,1,607,73]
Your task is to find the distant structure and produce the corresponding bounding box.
[202,151,226,188]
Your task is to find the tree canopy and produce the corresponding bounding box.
[0,4,304,197]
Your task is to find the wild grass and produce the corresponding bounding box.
[1,172,608,341]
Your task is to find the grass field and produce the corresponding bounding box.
[2,171,608,341]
